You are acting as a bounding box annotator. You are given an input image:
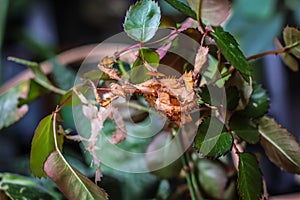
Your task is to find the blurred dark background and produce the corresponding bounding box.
[0,0,300,198]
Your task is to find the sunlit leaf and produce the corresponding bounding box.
[0,173,59,200]
[187,0,231,26]
[30,114,64,177]
[283,26,300,58]
[194,118,232,158]
[197,159,228,199]
[123,0,161,43]
[164,0,196,19]
[230,115,260,144]
[19,79,49,106]
[239,83,269,118]
[44,151,108,200]
[238,153,262,200]
[0,81,29,130]
[212,27,251,81]
[258,116,300,173]
[130,47,160,84]
[275,37,299,72]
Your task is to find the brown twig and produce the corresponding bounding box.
[246,48,288,61]
[0,43,129,95]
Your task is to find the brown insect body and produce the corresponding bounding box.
[97,57,199,125]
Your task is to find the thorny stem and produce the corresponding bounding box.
[246,41,300,61]
[246,48,288,61]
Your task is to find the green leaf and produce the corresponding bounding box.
[82,70,110,81]
[0,0,8,52]
[275,37,299,72]
[124,0,161,43]
[0,81,29,130]
[230,115,260,144]
[196,159,228,199]
[8,57,52,87]
[258,116,300,173]
[18,79,49,106]
[164,0,196,20]
[226,86,239,110]
[50,58,76,91]
[212,27,251,81]
[30,114,64,177]
[239,83,269,118]
[199,84,225,106]
[283,26,300,58]
[0,173,59,200]
[238,153,262,200]
[130,47,160,84]
[194,118,232,158]
[8,57,65,95]
[44,151,108,200]
[225,71,253,110]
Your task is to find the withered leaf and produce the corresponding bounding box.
[194,46,209,76]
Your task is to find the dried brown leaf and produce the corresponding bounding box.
[194,46,209,76]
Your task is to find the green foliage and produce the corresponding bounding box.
[195,118,232,158]
[18,80,49,106]
[0,0,8,53]
[50,58,76,91]
[258,116,300,173]
[226,86,239,110]
[0,81,29,130]
[44,151,108,200]
[8,57,65,95]
[230,115,260,144]
[0,173,59,200]
[30,114,64,177]
[124,0,161,43]
[238,153,262,200]
[164,0,196,19]
[239,83,269,118]
[212,27,251,81]
[130,47,160,84]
